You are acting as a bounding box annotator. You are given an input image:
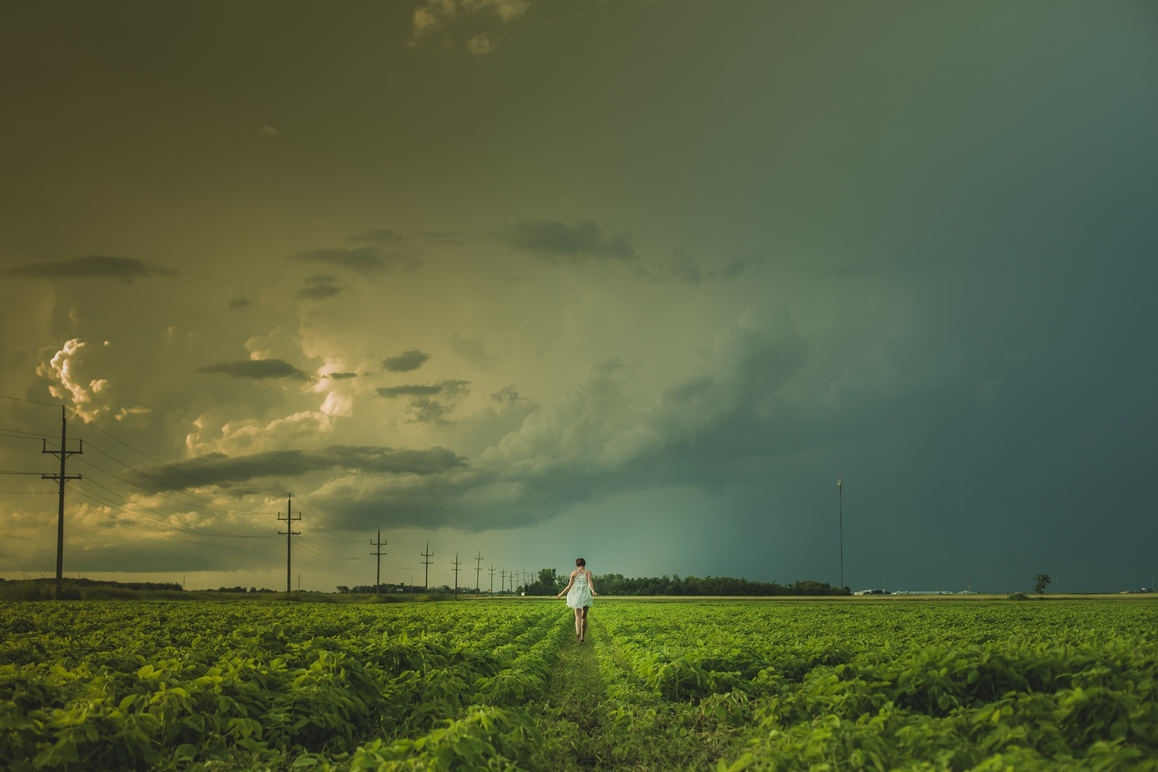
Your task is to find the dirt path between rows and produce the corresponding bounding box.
[538,620,608,770]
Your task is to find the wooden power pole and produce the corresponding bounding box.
[451,553,462,600]
[278,495,301,598]
[371,529,386,594]
[42,406,82,598]
[474,551,483,596]
[420,542,434,592]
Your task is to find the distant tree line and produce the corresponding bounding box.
[0,577,184,592]
[337,584,480,595]
[520,570,849,597]
[337,584,427,594]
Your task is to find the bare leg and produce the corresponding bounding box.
[581,607,589,641]
[574,608,582,640]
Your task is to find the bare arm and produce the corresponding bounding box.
[556,571,576,598]
[587,570,597,596]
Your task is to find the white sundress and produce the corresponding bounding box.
[566,571,593,609]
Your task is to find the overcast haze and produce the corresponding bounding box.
[2,1,1156,593]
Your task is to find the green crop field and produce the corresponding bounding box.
[3,598,1156,771]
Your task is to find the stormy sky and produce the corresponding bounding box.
[1,1,1155,593]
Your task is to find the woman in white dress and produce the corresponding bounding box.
[556,557,597,643]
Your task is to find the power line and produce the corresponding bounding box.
[73,417,241,494]
[305,526,363,545]
[0,470,43,475]
[294,497,361,533]
[73,481,277,540]
[0,431,55,443]
[294,498,401,549]
[293,540,365,568]
[65,490,281,551]
[5,395,259,511]
[0,394,65,408]
[74,455,272,519]
[81,443,268,515]
[75,477,276,538]
[296,535,360,560]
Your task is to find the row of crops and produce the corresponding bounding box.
[3,598,1157,770]
[1,601,570,771]
[594,600,1158,770]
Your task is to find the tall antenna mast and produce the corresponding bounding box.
[837,477,844,591]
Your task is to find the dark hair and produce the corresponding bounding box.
[575,558,586,567]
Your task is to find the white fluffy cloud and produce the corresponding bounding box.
[409,0,528,47]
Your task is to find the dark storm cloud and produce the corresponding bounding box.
[227,299,250,310]
[323,372,358,380]
[296,275,344,300]
[491,385,526,403]
[196,359,311,381]
[405,397,453,424]
[382,349,431,372]
[136,445,466,491]
[377,380,470,424]
[500,220,635,262]
[297,284,343,299]
[376,380,469,398]
[292,246,420,274]
[1,255,178,283]
[319,325,813,531]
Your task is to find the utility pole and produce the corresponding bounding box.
[42,406,82,598]
[371,529,387,595]
[451,553,462,600]
[837,477,844,590]
[474,552,483,596]
[500,567,506,596]
[278,495,301,598]
[420,542,434,592]
[488,564,495,595]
